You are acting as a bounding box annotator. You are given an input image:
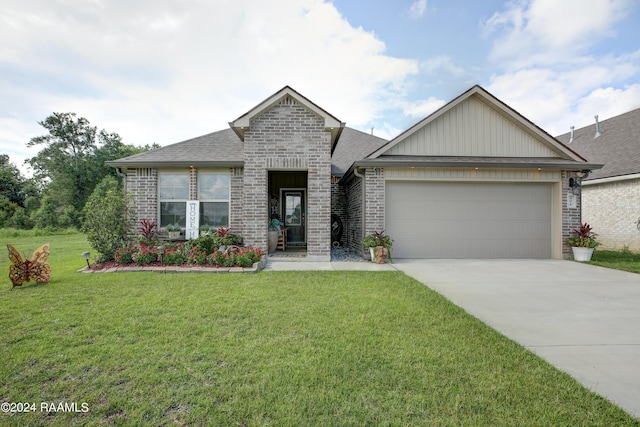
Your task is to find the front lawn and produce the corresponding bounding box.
[588,249,640,274]
[1,232,637,426]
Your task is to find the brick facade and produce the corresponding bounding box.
[562,171,583,258]
[582,178,640,251]
[242,96,332,260]
[364,167,385,234]
[345,173,363,255]
[343,167,385,259]
[230,167,244,234]
[126,168,157,223]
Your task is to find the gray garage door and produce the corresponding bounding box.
[385,181,552,259]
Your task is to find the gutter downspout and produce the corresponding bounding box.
[353,167,366,256]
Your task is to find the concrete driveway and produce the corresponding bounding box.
[393,259,640,419]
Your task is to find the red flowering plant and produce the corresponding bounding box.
[187,246,207,265]
[207,246,264,267]
[132,244,159,264]
[114,244,135,264]
[208,248,234,267]
[162,243,187,265]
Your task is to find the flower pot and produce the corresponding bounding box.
[369,247,375,262]
[268,230,278,254]
[168,231,180,240]
[572,247,594,262]
[374,246,388,264]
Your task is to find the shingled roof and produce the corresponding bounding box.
[107,128,244,168]
[555,108,640,181]
[108,125,387,176]
[331,127,388,176]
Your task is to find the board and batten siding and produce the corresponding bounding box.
[386,96,559,158]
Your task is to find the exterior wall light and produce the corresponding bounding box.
[569,170,591,195]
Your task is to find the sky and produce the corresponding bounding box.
[1,0,639,174]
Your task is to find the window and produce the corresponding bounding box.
[159,173,189,228]
[199,171,230,228]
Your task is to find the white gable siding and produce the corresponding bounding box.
[386,96,559,157]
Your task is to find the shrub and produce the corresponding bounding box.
[190,233,220,255]
[82,176,136,261]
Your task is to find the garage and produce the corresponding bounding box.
[385,181,553,259]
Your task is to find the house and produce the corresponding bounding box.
[108,85,601,260]
[556,108,640,251]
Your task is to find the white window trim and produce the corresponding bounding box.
[158,171,190,228]
[198,169,231,228]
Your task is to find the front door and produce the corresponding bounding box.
[282,189,306,246]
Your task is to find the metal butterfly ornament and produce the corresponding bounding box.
[7,243,51,290]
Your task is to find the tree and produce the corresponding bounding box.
[26,113,98,216]
[92,130,160,181]
[25,112,156,229]
[0,154,26,206]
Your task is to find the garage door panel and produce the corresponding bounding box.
[386,181,552,259]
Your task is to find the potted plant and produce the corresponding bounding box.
[567,222,600,261]
[199,225,212,236]
[267,218,284,254]
[362,229,393,263]
[165,223,181,240]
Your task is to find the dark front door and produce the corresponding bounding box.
[282,189,306,246]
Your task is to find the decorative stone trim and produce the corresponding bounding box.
[77,257,267,274]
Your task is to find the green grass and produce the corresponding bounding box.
[1,233,638,426]
[588,249,640,274]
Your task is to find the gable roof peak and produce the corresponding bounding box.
[229,85,345,147]
[367,84,586,163]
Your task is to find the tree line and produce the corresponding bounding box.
[0,112,158,230]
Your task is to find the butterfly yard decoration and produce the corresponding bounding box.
[7,243,52,290]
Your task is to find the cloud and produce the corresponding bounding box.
[401,97,446,119]
[421,56,466,78]
[483,0,633,68]
[409,0,428,18]
[0,0,419,173]
[484,0,640,135]
[487,50,640,134]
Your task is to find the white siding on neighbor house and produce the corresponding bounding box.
[386,181,554,259]
[386,96,559,158]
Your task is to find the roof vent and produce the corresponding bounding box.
[594,115,601,138]
[569,126,575,144]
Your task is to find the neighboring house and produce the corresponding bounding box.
[556,108,640,251]
[109,85,601,260]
